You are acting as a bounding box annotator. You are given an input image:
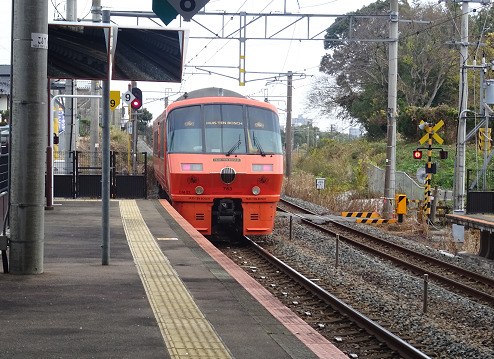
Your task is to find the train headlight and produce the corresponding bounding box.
[195,186,204,195]
[252,164,273,172]
[182,163,203,171]
[252,186,261,195]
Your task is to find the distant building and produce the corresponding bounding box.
[0,65,10,111]
[292,115,310,127]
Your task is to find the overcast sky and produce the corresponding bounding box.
[0,0,388,131]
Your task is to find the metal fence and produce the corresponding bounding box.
[467,169,494,191]
[367,164,452,201]
[0,153,8,230]
[467,169,494,214]
[53,151,147,199]
[0,153,8,193]
[367,164,424,200]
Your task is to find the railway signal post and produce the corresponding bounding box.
[417,120,446,224]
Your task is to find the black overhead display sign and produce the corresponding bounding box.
[112,27,186,82]
[48,23,110,80]
[47,23,187,83]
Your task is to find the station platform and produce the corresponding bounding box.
[0,199,346,359]
[446,212,494,259]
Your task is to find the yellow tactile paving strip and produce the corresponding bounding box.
[119,200,232,359]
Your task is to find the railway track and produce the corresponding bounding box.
[217,236,430,358]
[277,198,494,306]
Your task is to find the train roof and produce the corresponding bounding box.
[176,87,245,101]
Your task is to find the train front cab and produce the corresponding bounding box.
[173,195,280,236]
[168,154,283,236]
[162,97,284,236]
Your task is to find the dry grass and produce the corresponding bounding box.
[77,126,129,152]
[284,171,382,215]
[462,229,481,254]
[282,171,481,255]
[283,172,377,214]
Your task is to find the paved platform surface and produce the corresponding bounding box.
[446,212,494,231]
[0,199,345,359]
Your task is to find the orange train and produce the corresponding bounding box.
[152,88,284,235]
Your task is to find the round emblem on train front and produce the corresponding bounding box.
[220,167,236,184]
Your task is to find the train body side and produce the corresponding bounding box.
[153,90,283,235]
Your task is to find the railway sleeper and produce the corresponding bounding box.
[344,335,377,344]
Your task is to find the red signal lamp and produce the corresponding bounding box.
[132,99,141,108]
[131,87,143,110]
[413,150,422,159]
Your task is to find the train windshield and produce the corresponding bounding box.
[246,106,283,155]
[167,103,282,155]
[204,104,246,154]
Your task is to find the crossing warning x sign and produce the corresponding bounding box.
[419,120,444,145]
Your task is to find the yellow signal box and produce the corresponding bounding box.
[479,128,492,152]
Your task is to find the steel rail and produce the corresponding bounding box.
[278,198,494,304]
[244,235,431,359]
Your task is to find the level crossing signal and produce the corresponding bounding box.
[413,150,422,159]
[131,88,143,110]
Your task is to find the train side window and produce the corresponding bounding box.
[159,121,165,158]
[153,128,159,156]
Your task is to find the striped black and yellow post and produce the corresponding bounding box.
[341,212,380,219]
[418,120,443,225]
[425,126,432,223]
[355,218,397,224]
[424,126,432,224]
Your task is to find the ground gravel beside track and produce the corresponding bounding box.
[256,195,494,358]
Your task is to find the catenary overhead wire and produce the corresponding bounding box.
[181,0,279,94]
[180,0,251,92]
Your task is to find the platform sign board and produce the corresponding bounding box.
[315,177,326,190]
[112,27,187,82]
[48,23,111,80]
[110,91,120,111]
[122,91,135,105]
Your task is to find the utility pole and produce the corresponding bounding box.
[64,0,76,160]
[131,80,138,174]
[383,0,399,219]
[285,71,293,177]
[10,0,48,274]
[101,10,111,265]
[90,0,101,174]
[454,0,471,212]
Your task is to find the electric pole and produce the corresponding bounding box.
[454,0,472,212]
[101,10,111,265]
[438,0,491,212]
[285,71,293,177]
[383,0,399,219]
[10,0,49,274]
[131,80,138,174]
[90,0,101,173]
[64,0,76,160]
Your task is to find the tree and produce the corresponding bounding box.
[137,108,153,146]
[309,1,461,139]
[137,108,153,134]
